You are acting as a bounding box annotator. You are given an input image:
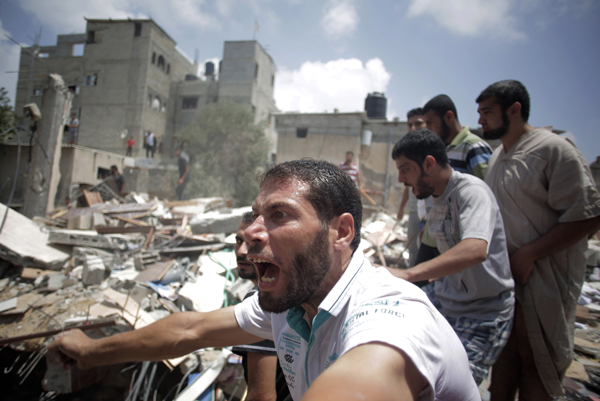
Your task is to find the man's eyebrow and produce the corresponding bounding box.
[397,163,409,170]
[263,201,295,212]
[478,106,492,111]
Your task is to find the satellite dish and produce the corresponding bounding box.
[120,129,128,139]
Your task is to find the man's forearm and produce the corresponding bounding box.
[398,187,409,217]
[519,215,600,261]
[391,238,487,282]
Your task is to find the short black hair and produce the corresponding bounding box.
[258,159,362,251]
[392,129,449,168]
[423,94,459,122]
[346,151,354,156]
[110,165,118,171]
[476,80,531,122]
[241,211,254,225]
[406,107,423,120]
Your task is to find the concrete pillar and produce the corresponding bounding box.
[22,73,73,218]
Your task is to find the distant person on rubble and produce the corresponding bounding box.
[49,159,480,400]
[126,136,135,156]
[397,108,427,267]
[389,130,515,385]
[339,150,361,189]
[476,79,600,400]
[175,147,190,201]
[145,131,156,158]
[110,165,126,196]
[66,112,79,145]
[231,212,291,401]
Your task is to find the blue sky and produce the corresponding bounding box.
[1,0,599,162]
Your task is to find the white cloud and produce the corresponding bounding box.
[274,58,391,115]
[0,20,21,107]
[407,0,526,40]
[17,0,220,37]
[321,0,359,41]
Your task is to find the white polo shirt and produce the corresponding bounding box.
[234,252,479,400]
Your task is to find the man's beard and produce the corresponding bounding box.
[414,170,434,200]
[258,226,331,314]
[440,119,451,143]
[483,110,510,140]
[237,258,257,281]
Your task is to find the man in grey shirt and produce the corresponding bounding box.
[388,129,515,385]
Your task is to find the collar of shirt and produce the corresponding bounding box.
[447,125,471,149]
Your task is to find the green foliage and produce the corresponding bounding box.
[0,87,15,135]
[178,101,270,206]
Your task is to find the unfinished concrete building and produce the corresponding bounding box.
[15,19,278,160]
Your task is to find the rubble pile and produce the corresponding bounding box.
[2,192,599,400]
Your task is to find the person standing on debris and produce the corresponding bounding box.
[175,147,190,201]
[397,108,427,267]
[66,112,79,145]
[231,211,291,401]
[389,130,515,386]
[145,131,156,158]
[339,150,361,189]
[49,159,480,401]
[126,136,135,156]
[110,165,126,196]
[476,80,600,400]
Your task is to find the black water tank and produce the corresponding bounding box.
[205,61,215,76]
[365,92,387,119]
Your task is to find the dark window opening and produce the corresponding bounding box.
[97,167,110,180]
[152,52,156,64]
[166,64,170,74]
[157,55,165,71]
[83,74,97,86]
[254,62,259,79]
[271,74,275,86]
[212,97,218,103]
[87,31,95,44]
[296,128,308,138]
[134,22,142,37]
[182,97,198,109]
[68,85,80,95]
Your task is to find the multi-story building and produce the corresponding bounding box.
[15,19,278,160]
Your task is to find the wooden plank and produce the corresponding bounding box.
[115,215,148,226]
[49,209,69,220]
[21,267,60,280]
[176,215,189,235]
[142,226,156,251]
[95,225,153,234]
[576,304,590,320]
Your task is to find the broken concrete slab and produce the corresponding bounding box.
[48,230,125,250]
[189,207,251,235]
[0,203,70,269]
[82,254,108,285]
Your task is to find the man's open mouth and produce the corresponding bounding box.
[251,258,281,286]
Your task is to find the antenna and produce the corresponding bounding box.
[194,48,199,64]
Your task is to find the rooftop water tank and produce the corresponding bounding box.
[205,61,215,77]
[365,92,387,119]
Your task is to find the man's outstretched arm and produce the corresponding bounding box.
[301,343,427,401]
[49,306,262,370]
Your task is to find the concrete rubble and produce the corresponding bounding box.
[1,194,599,401]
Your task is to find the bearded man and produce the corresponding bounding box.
[49,159,479,401]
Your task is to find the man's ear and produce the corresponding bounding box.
[507,102,522,120]
[443,110,455,125]
[422,155,436,174]
[331,213,355,251]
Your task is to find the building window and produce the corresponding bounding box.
[72,43,84,57]
[134,22,142,37]
[152,97,161,111]
[38,52,49,58]
[271,74,275,86]
[68,85,80,95]
[87,31,95,44]
[157,55,165,71]
[83,74,97,86]
[182,97,198,109]
[148,94,153,107]
[33,89,43,96]
[296,128,308,138]
[166,64,170,74]
[254,62,259,79]
[152,52,156,64]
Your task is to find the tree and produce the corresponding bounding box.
[0,87,15,135]
[178,101,270,206]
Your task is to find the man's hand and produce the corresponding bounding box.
[397,209,404,221]
[48,329,95,370]
[178,178,183,186]
[386,267,411,281]
[509,247,536,285]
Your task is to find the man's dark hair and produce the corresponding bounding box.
[423,94,459,122]
[476,79,531,122]
[241,211,254,225]
[110,165,118,171]
[406,107,423,120]
[392,129,449,168]
[258,159,362,251]
[346,151,353,156]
